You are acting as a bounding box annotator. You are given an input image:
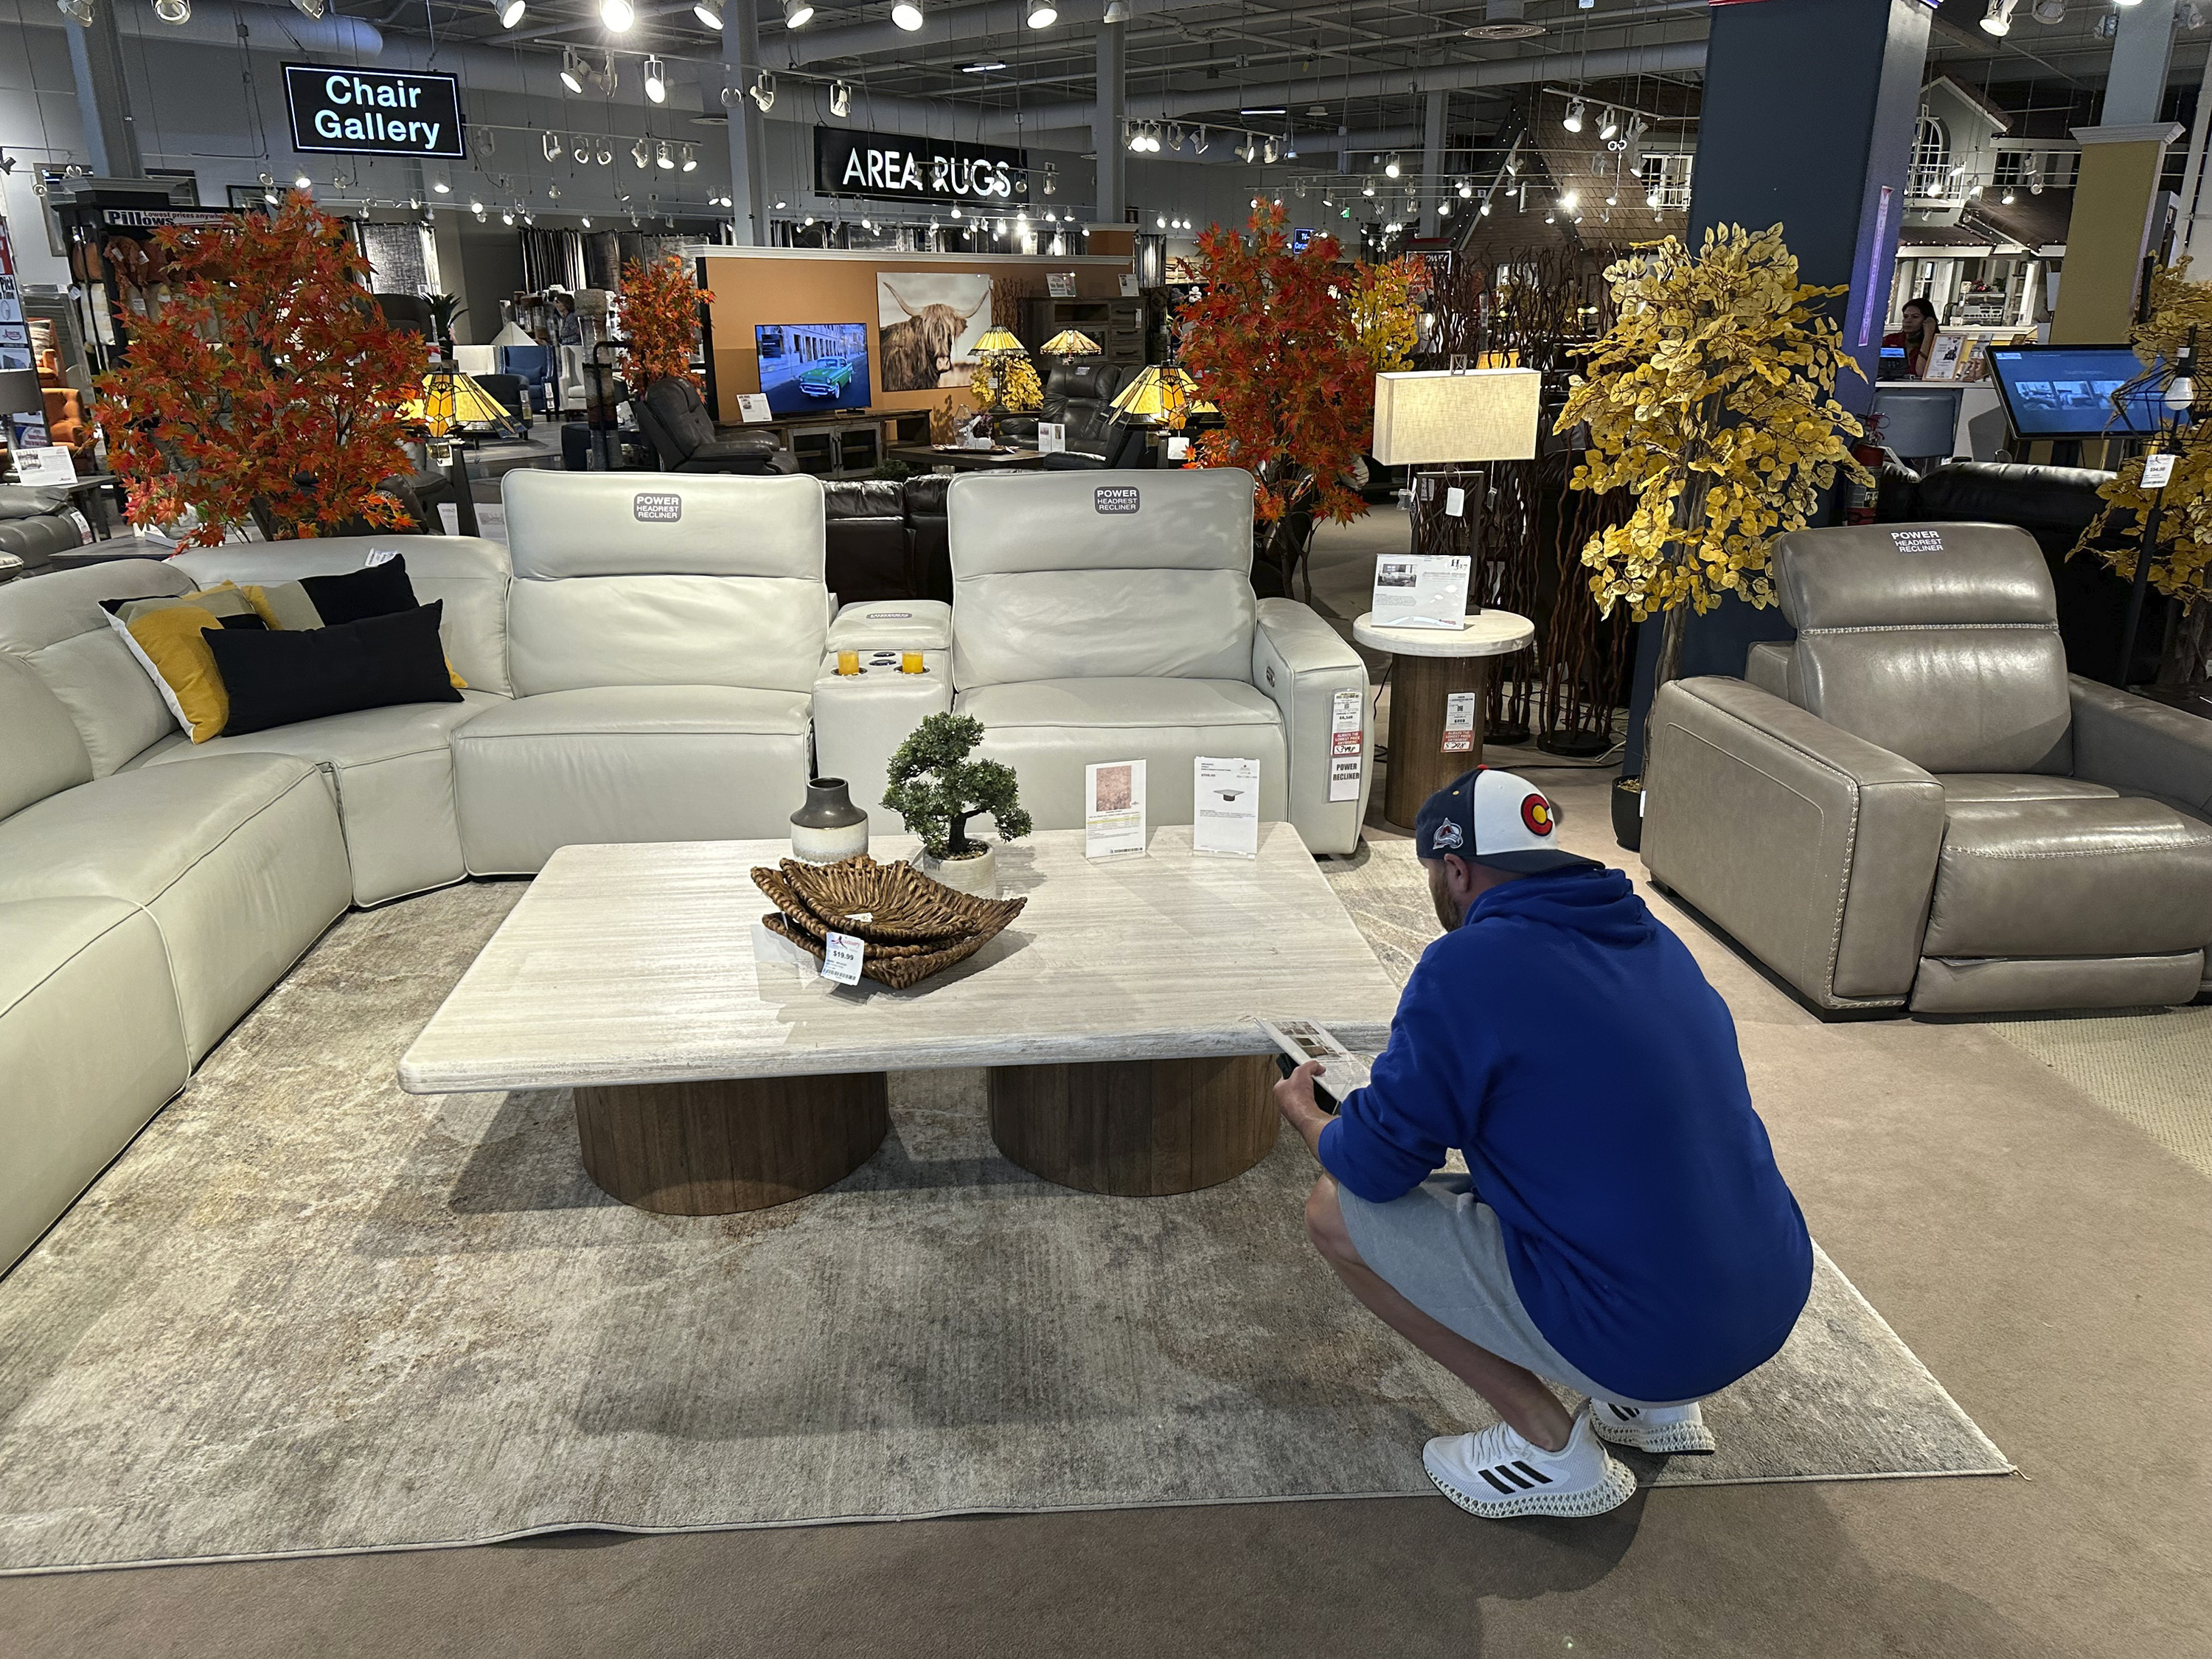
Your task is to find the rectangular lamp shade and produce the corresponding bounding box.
[1370,367,1543,466]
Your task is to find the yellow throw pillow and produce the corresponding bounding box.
[107,605,229,742]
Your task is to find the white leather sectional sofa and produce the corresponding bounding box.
[0,466,1369,1273]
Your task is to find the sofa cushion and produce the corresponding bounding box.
[948,470,1257,689]
[955,677,1289,832]
[140,690,504,905]
[172,538,514,697]
[1938,774,2118,806]
[205,600,462,735]
[0,755,351,1060]
[452,684,813,874]
[1923,797,2212,960]
[0,897,187,1273]
[0,653,92,821]
[0,558,192,774]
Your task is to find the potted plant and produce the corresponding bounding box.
[91,192,427,545]
[883,713,1032,897]
[1555,223,1871,849]
[614,252,715,398]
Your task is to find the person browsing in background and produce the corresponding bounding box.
[1884,296,1940,380]
[1275,768,1813,1520]
[549,291,583,348]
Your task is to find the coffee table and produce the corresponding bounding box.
[886,444,1048,472]
[399,824,1401,1212]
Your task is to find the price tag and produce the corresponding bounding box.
[1442,692,1478,754]
[1331,687,1364,757]
[11,445,77,486]
[1444,485,1466,518]
[821,930,865,985]
[364,547,400,567]
[2143,452,2178,490]
[1166,434,1190,460]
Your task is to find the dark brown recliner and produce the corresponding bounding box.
[635,377,788,474]
[1644,521,2212,1016]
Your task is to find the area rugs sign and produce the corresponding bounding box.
[815,127,1025,204]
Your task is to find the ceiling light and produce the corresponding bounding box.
[1026,0,1056,23]
[830,79,852,117]
[681,144,698,171]
[57,0,94,22]
[293,172,312,189]
[1597,107,1619,140]
[492,0,524,24]
[469,196,484,212]
[2001,187,2017,204]
[501,206,515,224]
[1361,182,1374,197]
[1980,0,2014,33]
[1562,97,1585,133]
[694,0,722,23]
[543,131,563,161]
[590,54,618,95]
[1458,180,1472,198]
[644,55,667,103]
[891,0,923,29]
[1480,197,1492,216]
[783,0,812,23]
[750,70,776,111]
[656,140,675,170]
[961,59,1006,72]
[292,0,325,15]
[1558,189,1579,210]
[153,0,189,21]
[2032,0,2065,18]
[1383,153,1401,178]
[632,136,651,167]
[1646,189,1662,207]
[950,204,961,217]
[580,215,592,226]
[1166,122,1184,150]
[1439,201,1450,217]
[600,0,633,28]
[1192,127,1209,155]
[1155,213,1166,227]
[1262,138,1278,164]
[560,49,585,94]
[596,138,613,165]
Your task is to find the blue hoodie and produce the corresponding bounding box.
[1317,864,1812,1403]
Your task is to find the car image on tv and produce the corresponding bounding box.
[799,358,855,397]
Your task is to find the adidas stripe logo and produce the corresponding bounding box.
[1477,1460,1556,1495]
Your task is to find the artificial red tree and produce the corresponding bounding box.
[94,193,426,546]
[616,254,714,397]
[1179,203,1380,574]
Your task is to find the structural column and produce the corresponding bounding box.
[1419,89,1447,239]
[63,2,144,178]
[722,2,772,246]
[1093,20,1127,226]
[1621,0,1930,776]
[2053,0,2181,342]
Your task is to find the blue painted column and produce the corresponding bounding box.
[1621,0,1932,773]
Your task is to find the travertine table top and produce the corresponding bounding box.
[1352,609,1535,658]
[399,824,1404,1093]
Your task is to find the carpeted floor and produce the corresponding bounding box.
[1985,1006,2212,1179]
[0,855,1999,1576]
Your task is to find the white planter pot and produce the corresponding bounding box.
[919,844,997,897]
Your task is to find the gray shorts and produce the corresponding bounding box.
[1337,1172,1697,1410]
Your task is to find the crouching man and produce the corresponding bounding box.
[1278,768,1812,1520]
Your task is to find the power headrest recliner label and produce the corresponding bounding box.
[633,493,683,523]
[1094,485,1141,514]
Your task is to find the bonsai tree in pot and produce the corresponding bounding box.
[883,713,1032,896]
[1556,223,1870,845]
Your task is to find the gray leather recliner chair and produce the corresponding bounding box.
[1643,521,2212,1016]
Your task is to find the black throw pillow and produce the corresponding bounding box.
[299,554,419,625]
[205,600,462,735]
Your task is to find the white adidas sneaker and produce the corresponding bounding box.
[1587,1397,1717,1455]
[1422,1405,1638,1520]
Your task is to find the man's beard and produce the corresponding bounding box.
[1427,865,1464,933]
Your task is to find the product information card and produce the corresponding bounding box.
[1192,756,1261,858]
[1037,421,1065,455]
[1085,759,1147,858]
[1329,688,1364,802]
[1372,552,1471,630]
[820,930,865,986]
[10,445,76,487]
[736,393,773,423]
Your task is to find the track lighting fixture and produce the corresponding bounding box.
[1237,135,1256,163]
[560,49,585,94]
[1980,0,2014,33]
[470,196,485,214]
[1262,137,1278,164]
[631,136,651,168]
[291,0,327,15]
[1043,164,1057,194]
[572,135,589,163]
[694,0,721,24]
[656,140,675,170]
[543,131,562,162]
[2031,0,2065,18]
[1597,106,1618,140]
[1192,126,1209,155]
[1646,188,1662,208]
[830,79,852,117]
[1026,0,1056,24]
[600,0,633,28]
[2000,187,2016,204]
[1361,181,1374,197]
[587,52,618,95]
[153,0,189,23]
[681,144,698,172]
[1166,122,1184,150]
[596,137,613,165]
[57,0,94,24]
[750,71,776,111]
[1558,189,1579,211]
[490,0,524,26]
[1439,201,1450,217]
[580,215,591,227]
[263,187,279,205]
[950,204,961,217]
[1480,195,1492,216]
[433,173,451,194]
[891,0,923,29]
[1383,153,1400,177]
[501,206,515,225]
[1562,97,1585,133]
[644,55,667,103]
[1458,180,1473,198]
[783,0,813,23]
[1155,213,1166,228]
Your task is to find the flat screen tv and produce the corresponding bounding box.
[1985,344,2174,439]
[755,322,872,417]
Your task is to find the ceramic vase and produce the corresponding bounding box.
[790,778,869,864]
[919,843,997,898]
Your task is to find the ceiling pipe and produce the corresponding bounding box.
[29,0,387,55]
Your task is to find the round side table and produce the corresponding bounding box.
[1353,610,1537,830]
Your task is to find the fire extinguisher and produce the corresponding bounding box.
[1844,411,1885,525]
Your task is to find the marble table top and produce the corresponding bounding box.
[398,824,1405,1093]
[1352,609,1535,658]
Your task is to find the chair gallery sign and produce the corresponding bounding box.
[813,126,1026,205]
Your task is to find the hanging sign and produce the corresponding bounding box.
[284,65,466,159]
[813,128,1025,204]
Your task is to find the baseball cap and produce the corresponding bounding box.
[1413,767,1596,874]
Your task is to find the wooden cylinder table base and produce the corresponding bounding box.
[988,1053,1279,1196]
[574,1071,890,1214]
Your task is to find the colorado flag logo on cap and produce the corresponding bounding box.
[1521,793,1554,836]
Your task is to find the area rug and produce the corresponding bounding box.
[0,875,2007,1576]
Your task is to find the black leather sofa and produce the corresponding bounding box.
[1877,460,2162,686]
[823,475,953,604]
[635,377,789,474]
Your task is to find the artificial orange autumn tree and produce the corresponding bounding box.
[1180,203,1423,574]
[616,253,714,396]
[94,193,425,545]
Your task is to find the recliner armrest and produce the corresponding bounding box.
[1644,676,1945,1009]
[1251,598,1370,856]
[2066,675,2212,819]
[811,650,954,834]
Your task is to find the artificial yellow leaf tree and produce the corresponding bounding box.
[1557,223,1871,704]
[2070,260,2212,681]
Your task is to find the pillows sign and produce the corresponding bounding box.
[205,600,462,735]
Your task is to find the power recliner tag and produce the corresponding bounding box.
[1094,485,1140,514]
[633,492,683,523]
[1890,528,1943,554]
